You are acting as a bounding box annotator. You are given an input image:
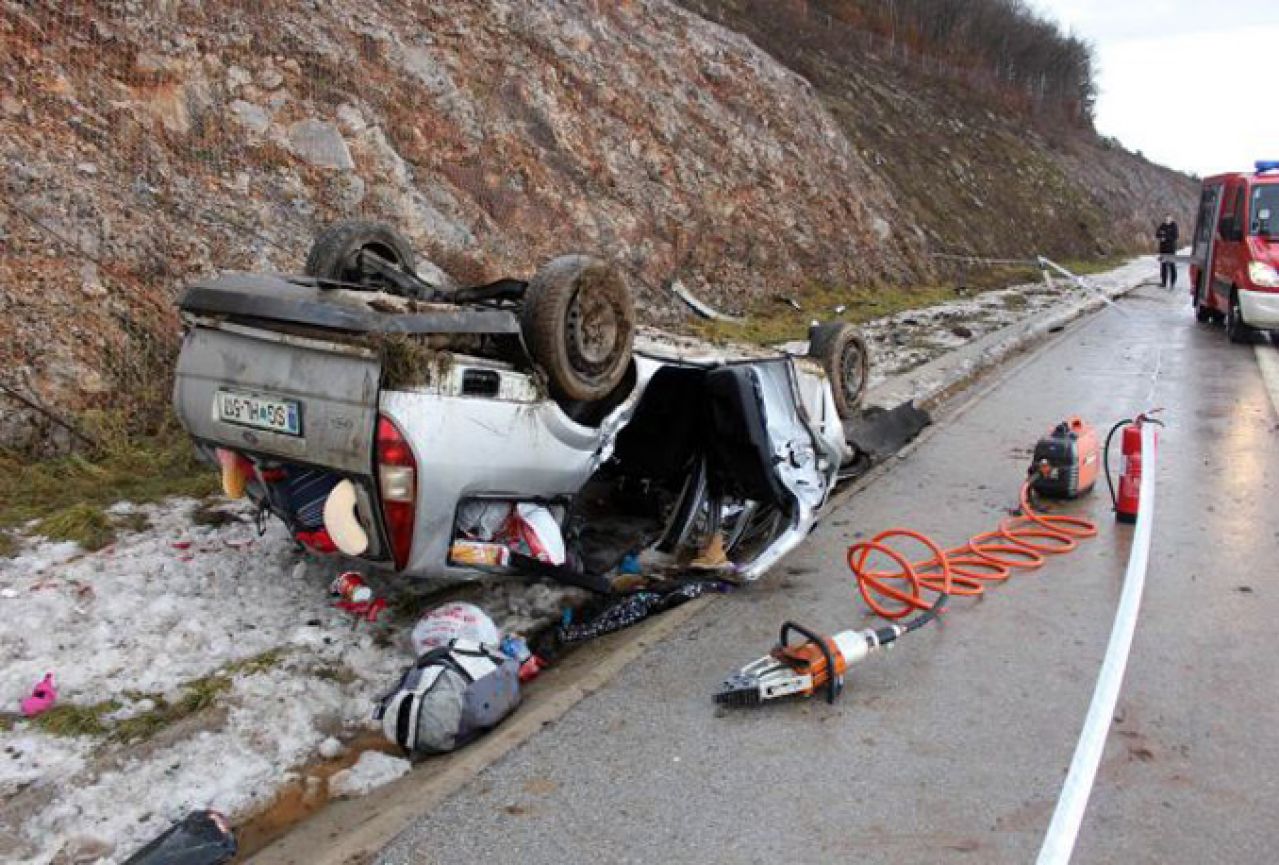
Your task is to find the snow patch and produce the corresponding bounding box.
[327,751,411,798]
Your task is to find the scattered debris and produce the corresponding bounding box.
[411,602,501,656]
[335,596,387,623]
[328,571,387,623]
[843,401,931,462]
[558,580,729,643]
[329,572,374,605]
[375,640,521,756]
[500,634,544,682]
[671,279,745,323]
[20,672,57,717]
[122,810,237,865]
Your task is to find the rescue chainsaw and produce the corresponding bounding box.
[714,620,906,707]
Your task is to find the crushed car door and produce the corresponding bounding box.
[703,359,837,578]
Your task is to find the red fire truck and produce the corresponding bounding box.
[1189,161,1279,342]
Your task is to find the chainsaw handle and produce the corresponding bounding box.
[778,621,842,704]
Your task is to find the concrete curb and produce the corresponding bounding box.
[864,264,1154,412]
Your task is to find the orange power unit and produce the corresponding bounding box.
[1029,417,1099,499]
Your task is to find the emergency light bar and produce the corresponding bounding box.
[1257,160,1279,174]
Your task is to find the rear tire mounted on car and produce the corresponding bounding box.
[521,255,636,403]
[304,220,416,289]
[808,321,869,419]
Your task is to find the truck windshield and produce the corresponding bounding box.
[1251,185,1279,237]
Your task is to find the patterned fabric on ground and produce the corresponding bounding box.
[557,581,730,643]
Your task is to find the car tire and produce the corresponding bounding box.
[304,220,416,289]
[521,255,635,403]
[808,322,869,419]
[1227,290,1252,344]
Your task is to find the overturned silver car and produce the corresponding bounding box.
[173,222,883,588]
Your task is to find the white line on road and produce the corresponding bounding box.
[1253,343,1279,418]
[1144,346,1163,408]
[1036,422,1158,865]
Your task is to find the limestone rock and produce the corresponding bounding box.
[229,99,270,135]
[257,65,284,90]
[286,119,354,171]
[226,64,251,89]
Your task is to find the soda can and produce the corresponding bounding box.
[329,571,373,604]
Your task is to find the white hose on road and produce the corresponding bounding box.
[1036,421,1157,865]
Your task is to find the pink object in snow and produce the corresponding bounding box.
[21,673,57,717]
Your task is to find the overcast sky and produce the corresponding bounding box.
[1030,0,1279,177]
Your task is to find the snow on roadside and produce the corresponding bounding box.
[861,256,1156,388]
[0,498,579,864]
[328,751,411,798]
[0,499,404,863]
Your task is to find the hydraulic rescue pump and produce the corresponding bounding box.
[1029,417,1100,499]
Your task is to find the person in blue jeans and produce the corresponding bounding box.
[1156,215,1179,288]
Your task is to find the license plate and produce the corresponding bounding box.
[216,390,302,436]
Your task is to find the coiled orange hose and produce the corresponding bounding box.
[847,481,1097,621]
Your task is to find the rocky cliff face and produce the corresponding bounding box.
[0,1,1193,452]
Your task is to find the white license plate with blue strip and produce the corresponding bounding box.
[216,390,302,436]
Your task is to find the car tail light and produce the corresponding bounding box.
[376,415,417,570]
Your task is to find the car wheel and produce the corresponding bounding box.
[304,220,416,290]
[1227,290,1252,344]
[521,255,635,403]
[808,322,869,419]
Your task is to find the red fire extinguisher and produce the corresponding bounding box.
[1104,412,1162,523]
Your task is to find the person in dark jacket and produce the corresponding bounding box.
[1156,215,1179,288]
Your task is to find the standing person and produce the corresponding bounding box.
[1156,214,1179,288]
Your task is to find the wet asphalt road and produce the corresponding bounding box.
[377,285,1279,865]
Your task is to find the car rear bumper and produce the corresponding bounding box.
[1238,288,1279,329]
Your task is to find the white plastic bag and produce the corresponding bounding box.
[410,602,500,656]
[502,503,566,565]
